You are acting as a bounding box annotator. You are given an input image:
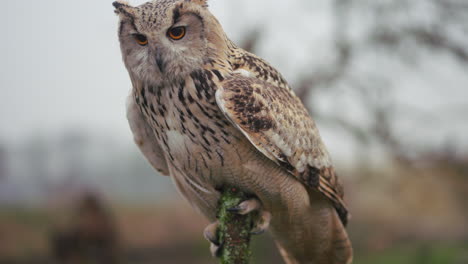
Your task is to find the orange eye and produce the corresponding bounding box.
[168,26,186,40]
[133,34,148,46]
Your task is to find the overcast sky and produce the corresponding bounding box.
[0,0,335,143]
[0,1,304,138]
[1,0,467,161]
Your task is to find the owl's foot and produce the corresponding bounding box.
[251,209,271,235]
[203,221,222,257]
[203,199,271,257]
[228,198,271,235]
[227,198,261,215]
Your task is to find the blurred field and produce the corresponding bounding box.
[0,201,282,264]
[1,163,467,264]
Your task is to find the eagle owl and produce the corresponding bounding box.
[114,0,353,263]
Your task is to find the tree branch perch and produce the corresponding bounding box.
[217,187,253,264]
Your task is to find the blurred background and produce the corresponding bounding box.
[1,0,467,263]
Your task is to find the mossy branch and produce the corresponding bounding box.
[217,187,253,264]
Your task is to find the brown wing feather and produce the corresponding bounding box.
[215,74,349,225]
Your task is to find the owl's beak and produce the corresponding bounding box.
[155,52,166,73]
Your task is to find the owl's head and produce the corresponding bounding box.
[114,0,226,84]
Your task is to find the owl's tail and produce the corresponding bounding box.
[270,191,353,264]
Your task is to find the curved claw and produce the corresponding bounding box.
[227,198,271,235]
[204,221,223,257]
[210,242,223,257]
[227,199,261,215]
[204,221,220,246]
[204,199,271,258]
[251,210,271,235]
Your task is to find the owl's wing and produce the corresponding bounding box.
[215,74,348,225]
[127,94,170,176]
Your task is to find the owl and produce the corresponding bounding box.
[114,0,353,263]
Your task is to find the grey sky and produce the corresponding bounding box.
[1,0,467,162]
[0,0,332,143]
[1,1,132,143]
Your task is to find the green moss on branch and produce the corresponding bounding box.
[217,187,253,264]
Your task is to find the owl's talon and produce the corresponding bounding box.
[227,198,261,215]
[210,241,223,257]
[229,198,271,235]
[204,200,271,258]
[251,210,271,235]
[226,206,242,213]
[251,229,266,235]
[203,221,220,246]
[205,221,223,257]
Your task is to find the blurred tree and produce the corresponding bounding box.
[235,0,468,164]
[0,146,7,181]
[59,130,89,183]
[22,136,51,202]
[51,193,120,264]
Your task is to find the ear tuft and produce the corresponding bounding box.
[113,1,133,15]
[186,0,208,8]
